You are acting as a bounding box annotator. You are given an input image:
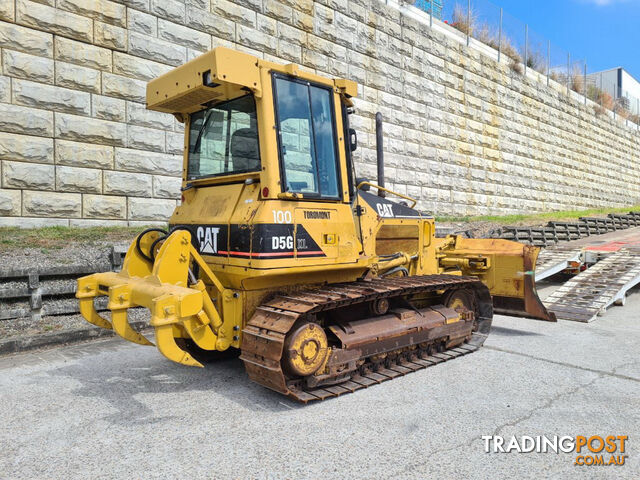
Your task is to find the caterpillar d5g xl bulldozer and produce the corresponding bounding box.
[76,47,555,402]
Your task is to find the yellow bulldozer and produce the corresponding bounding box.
[76,47,554,402]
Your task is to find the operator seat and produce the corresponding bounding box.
[230,127,260,172]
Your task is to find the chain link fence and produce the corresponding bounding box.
[409,0,640,128]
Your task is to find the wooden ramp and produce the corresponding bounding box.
[543,250,640,322]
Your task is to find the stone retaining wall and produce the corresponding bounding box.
[0,0,638,226]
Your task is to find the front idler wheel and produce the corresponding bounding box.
[283,322,328,377]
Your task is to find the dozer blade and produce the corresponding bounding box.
[437,236,556,322]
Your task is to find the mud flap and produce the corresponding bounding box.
[438,237,556,322]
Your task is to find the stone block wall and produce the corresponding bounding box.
[0,0,638,227]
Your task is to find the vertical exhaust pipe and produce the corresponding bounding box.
[375,112,385,198]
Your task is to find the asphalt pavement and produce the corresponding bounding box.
[0,283,638,479]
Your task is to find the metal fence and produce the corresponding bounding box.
[410,0,640,128]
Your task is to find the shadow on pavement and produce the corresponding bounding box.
[47,339,305,424]
[489,325,544,337]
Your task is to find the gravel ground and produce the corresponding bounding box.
[0,308,151,339]
[1,232,135,339]
[0,241,128,271]
[438,220,508,238]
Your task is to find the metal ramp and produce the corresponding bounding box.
[535,247,583,282]
[543,250,640,322]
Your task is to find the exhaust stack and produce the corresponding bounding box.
[375,112,385,198]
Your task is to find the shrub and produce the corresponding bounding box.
[570,67,584,94]
[525,50,546,74]
[501,36,522,63]
[593,105,607,117]
[614,102,630,119]
[510,57,523,74]
[597,90,614,110]
[549,71,561,83]
[451,4,475,36]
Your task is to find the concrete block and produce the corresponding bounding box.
[2,49,54,83]
[114,147,181,176]
[55,139,114,169]
[13,79,91,115]
[128,31,186,66]
[150,0,185,23]
[58,0,126,27]
[91,95,125,122]
[153,175,181,198]
[23,189,81,217]
[126,101,174,130]
[158,19,210,51]
[128,196,176,220]
[113,52,172,82]
[0,103,53,137]
[102,73,147,103]
[2,160,54,189]
[211,0,256,28]
[56,165,102,193]
[127,125,165,152]
[0,132,53,164]
[186,6,235,41]
[55,37,112,70]
[55,113,126,146]
[128,8,157,36]
[103,170,152,196]
[83,193,127,219]
[0,0,14,21]
[0,17,53,57]
[16,0,93,42]
[54,61,101,93]
[0,188,21,215]
[165,131,184,155]
[94,21,127,50]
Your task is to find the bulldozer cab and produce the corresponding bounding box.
[147,47,375,288]
[148,47,357,197]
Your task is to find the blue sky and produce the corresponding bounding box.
[444,0,640,78]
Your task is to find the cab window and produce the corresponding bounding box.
[273,76,340,198]
[187,95,260,180]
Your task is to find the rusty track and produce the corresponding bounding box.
[240,275,493,403]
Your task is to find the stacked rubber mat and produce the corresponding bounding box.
[495,212,640,247]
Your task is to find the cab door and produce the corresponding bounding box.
[272,73,360,265]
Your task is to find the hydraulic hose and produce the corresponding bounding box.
[135,228,168,264]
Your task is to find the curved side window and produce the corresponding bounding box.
[187,95,260,180]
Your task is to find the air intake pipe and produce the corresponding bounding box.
[375,112,385,198]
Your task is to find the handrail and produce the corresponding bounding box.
[356,181,418,208]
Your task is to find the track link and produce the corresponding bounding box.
[240,274,493,403]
